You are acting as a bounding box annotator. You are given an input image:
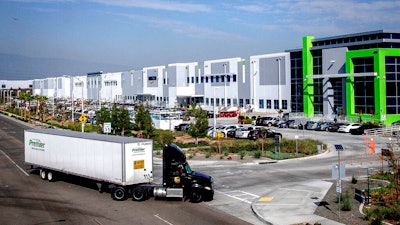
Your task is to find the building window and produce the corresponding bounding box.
[206,77,209,83]
[227,98,231,106]
[191,77,194,83]
[282,100,288,109]
[233,75,237,82]
[227,75,231,82]
[233,98,237,106]
[216,98,220,106]
[245,99,250,105]
[353,57,375,114]
[211,76,214,83]
[267,100,271,109]
[206,98,209,105]
[216,76,219,83]
[274,100,279,109]
[386,56,400,114]
[201,76,204,83]
[196,77,199,83]
[187,77,190,84]
[239,99,244,107]
[221,75,224,83]
[259,99,264,109]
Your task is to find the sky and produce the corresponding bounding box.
[1,0,399,80]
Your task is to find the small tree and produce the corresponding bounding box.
[133,103,154,138]
[118,104,131,136]
[187,105,209,145]
[96,107,111,133]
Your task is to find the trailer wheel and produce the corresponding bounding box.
[190,190,203,203]
[132,187,146,201]
[112,187,127,201]
[40,169,47,180]
[47,171,54,182]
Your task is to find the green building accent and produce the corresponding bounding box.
[302,36,315,118]
[302,35,400,124]
[346,48,400,124]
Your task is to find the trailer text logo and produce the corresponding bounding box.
[29,139,45,151]
[132,147,145,155]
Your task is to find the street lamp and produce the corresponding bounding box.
[276,57,282,111]
[213,87,220,138]
[251,60,257,106]
[223,63,227,108]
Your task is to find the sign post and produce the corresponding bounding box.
[334,144,344,219]
[78,114,87,133]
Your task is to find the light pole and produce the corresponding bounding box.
[276,57,282,110]
[251,60,257,106]
[223,63,227,108]
[213,87,219,138]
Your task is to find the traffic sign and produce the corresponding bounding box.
[78,114,87,123]
[103,122,111,134]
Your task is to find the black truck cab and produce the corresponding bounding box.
[162,144,214,202]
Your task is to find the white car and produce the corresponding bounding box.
[235,127,255,139]
[338,123,361,133]
[217,125,243,137]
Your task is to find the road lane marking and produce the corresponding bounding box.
[154,214,174,225]
[258,197,274,202]
[0,150,29,176]
[216,190,259,204]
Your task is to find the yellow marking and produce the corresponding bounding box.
[258,197,274,202]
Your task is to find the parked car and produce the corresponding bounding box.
[277,120,295,128]
[247,128,282,140]
[235,127,255,139]
[217,124,243,137]
[174,123,190,131]
[305,121,318,130]
[350,124,380,135]
[255,117,279,127]
[327,123,345,132]
[315,122,335,131]
[338,123,361,133]
[226,129,237,138]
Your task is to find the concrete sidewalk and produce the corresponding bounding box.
[251,180,344,225]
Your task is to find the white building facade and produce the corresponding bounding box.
[250,53,291,113]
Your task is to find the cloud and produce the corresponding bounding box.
[89,0,211,13]
[116,12,247,41]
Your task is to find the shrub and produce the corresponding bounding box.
[239,151,246,159]
[341,191,352,211]
[253,151,261,159]
[351,174,358,184]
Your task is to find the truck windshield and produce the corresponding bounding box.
[184,163,192,174]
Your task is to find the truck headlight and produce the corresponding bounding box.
[204,186,212,190]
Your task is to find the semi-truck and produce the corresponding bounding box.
[24,129,214,202]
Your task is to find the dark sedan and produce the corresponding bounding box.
[327,123,345,132]
[248,129,282,140]
[350,124,380,135]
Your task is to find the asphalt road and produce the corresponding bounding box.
[0,115,251,225]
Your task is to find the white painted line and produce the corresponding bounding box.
[154,214,174,225]
[215,190,260,204]
[0,150,29,176]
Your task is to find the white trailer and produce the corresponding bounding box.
[25,129,153,200]
[25,129,214,202]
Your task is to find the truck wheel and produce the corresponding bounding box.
[190,190,203,203]
[112,187,127,201]
[47,171,54,182]
[40,169,47,180]
[132,187,146,201]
